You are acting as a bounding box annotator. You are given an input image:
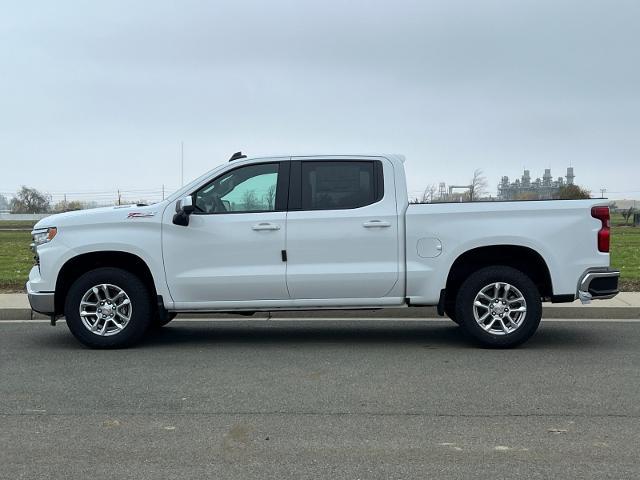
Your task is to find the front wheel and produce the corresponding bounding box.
[64,267,153,348]
[455,266,542,348]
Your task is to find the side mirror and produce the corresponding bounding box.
[178,196,195,213]
[173,195,195,226]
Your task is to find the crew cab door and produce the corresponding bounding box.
[285,158,400,299]
[162,161,290,305]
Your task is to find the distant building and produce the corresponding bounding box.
[498,167,575,200]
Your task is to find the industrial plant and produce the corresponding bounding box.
[497,167,575,200]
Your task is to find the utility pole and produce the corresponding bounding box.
[600,188,606,199]
[162,184,165,201]
[180,141,184,187]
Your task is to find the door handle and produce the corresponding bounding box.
[252,222,281,231]
[363,220,391,228]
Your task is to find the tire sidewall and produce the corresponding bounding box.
[64,267,152,348]
[456,266,542,347]
[153,312,177,328]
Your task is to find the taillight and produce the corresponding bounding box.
[591,206,610,253]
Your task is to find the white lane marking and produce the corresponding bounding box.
[0,318,639,324]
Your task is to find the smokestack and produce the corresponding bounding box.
[566,167,575,185]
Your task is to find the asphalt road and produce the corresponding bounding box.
[1,318,639,479]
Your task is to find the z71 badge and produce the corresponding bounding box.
[127,212,155,219]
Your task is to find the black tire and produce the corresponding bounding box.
[64,267,153,348]
[154,312,177,328]
[445,308,460,325]
[455,266,542,348]
[444,297,460,325]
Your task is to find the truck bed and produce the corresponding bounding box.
[404,199,609,304]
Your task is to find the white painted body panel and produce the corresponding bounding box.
[29,204,171,301]
[163,210,288,304]
[285,155,403,300]
[405,199,609,304]
[28,153,610,314]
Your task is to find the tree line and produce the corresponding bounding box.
[0,187,101,214]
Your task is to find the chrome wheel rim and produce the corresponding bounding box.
[79,284,132,336]
[473,282,527,335]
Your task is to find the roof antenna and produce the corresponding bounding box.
[229,151,247,162]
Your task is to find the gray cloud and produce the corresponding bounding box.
[1,0,638,201]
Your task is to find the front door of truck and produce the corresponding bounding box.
[162,161,290,306]
[285,158,400,299]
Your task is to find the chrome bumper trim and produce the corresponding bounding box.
[26,283,55,315]
[578,269,620,304]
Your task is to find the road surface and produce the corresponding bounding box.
[1,318,639,479]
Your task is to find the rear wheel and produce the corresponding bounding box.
[64,267,152,348]
[444,297,460,325]
[154,312,177,328]
[445,310,460,325]
[456,266,541,347]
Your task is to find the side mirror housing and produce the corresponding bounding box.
[173,196,195,226]
[180,196,195,213]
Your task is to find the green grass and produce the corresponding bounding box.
[611,212,629,227]
[611,227,640,290]
[0,220,37,230]
[0,225,638,292]
[0,230,33,291]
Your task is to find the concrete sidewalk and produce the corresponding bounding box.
[1,292,638,320]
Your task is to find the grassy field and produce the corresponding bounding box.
[611,227,640,290]
[0,230,33,291]
[0,220,38,230]
[0,223,638,292]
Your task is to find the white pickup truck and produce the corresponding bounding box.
[27,154,619,348]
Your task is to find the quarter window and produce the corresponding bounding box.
[194,163,279,214]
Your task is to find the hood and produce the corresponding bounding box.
[33,203,166,229]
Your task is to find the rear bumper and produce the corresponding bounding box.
[26,282,55,315]
[578,269,620,303]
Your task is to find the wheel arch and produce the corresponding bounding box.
[444,245,553,305]
[55,251,157,315]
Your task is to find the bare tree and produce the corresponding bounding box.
[241,190,260,210]
[554,185,591,200]
[10,186,51,213]
[468,169,488,201]
[621,207,636,226]
[264,184,277,210]
[54,200,84,212]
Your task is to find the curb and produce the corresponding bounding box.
[1,306,638,321]
[0,309,50,321]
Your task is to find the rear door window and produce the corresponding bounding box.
[299,161,383,210]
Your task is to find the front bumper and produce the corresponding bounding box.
[26,282,55,315]
[578,269,620,303]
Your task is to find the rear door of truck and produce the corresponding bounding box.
[285,157,400,299]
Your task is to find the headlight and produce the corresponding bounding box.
[32,227,57,247]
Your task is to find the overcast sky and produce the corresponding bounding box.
[1,0,639,202]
